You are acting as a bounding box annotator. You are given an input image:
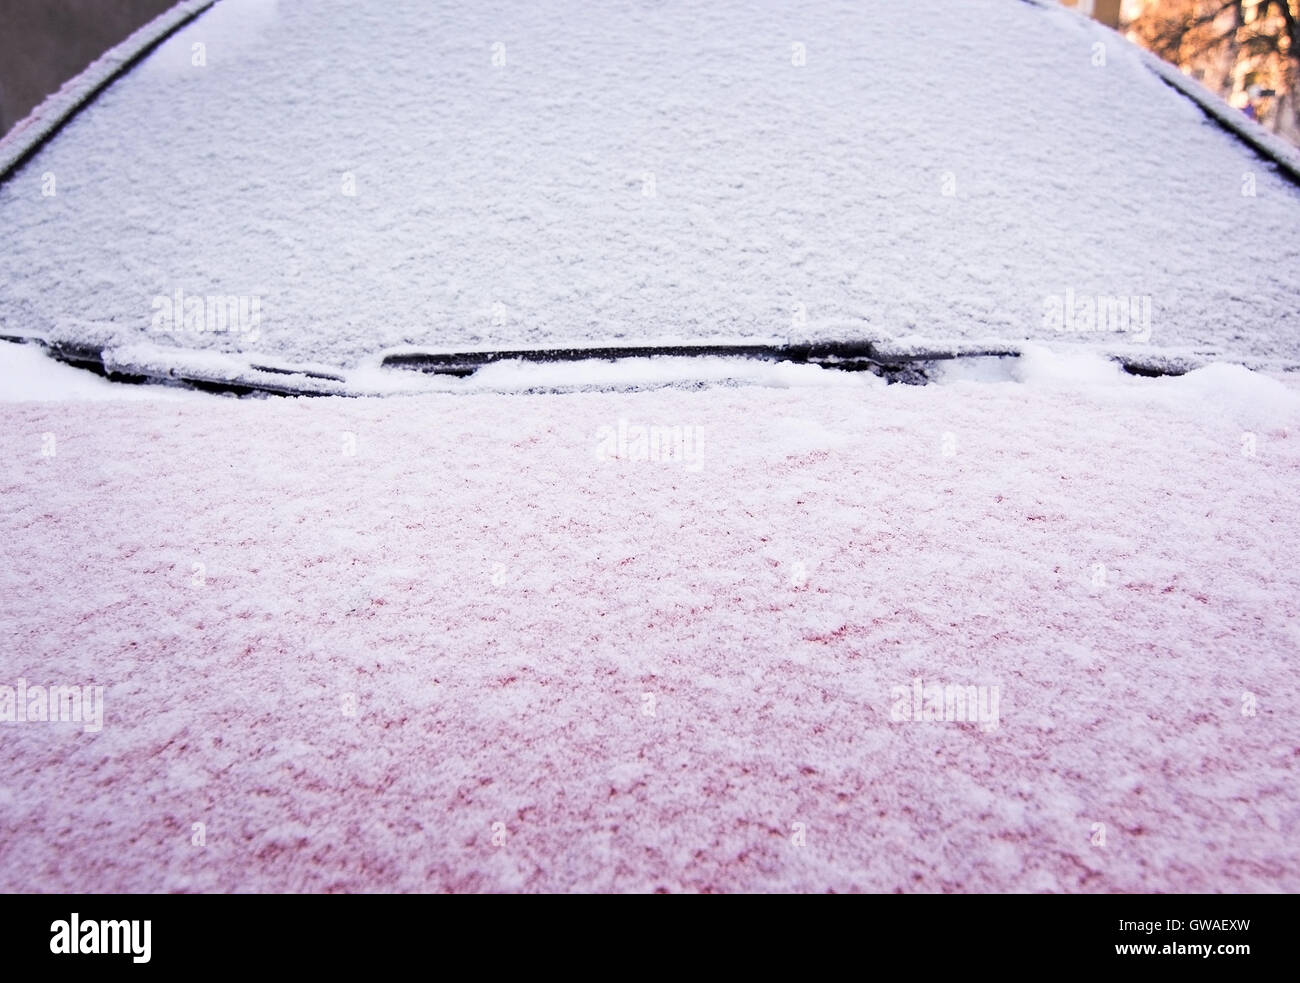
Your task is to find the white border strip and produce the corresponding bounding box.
[0,0,217,183]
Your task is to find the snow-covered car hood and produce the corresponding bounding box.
[2,349,1299,891]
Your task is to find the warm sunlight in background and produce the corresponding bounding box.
[1095,0,1299,144]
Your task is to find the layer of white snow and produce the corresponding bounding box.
[1,0,1297,372]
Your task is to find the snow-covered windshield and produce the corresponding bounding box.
[1,0,1298,387]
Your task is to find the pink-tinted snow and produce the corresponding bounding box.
[1,364,1298,892]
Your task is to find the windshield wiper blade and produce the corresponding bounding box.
[379,339,1016,379]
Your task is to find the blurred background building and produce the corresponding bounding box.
[1061,0,1125,28]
